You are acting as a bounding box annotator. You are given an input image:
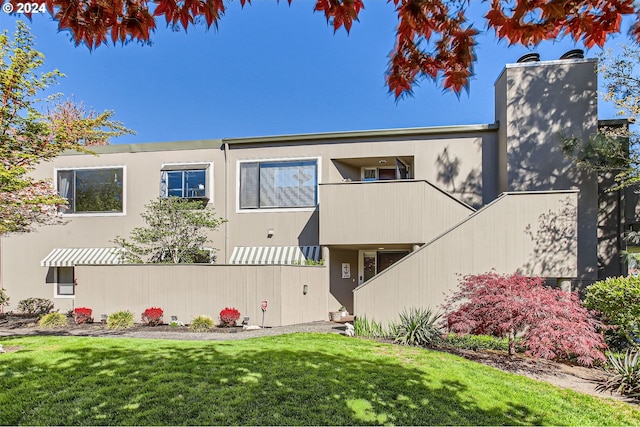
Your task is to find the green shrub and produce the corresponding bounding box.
[354,315,391,339]
[597,349,640,397]
[442,334,511,351]
[17,298,54,316]
[190,315,214,331]
[38,312,68,328]
[106,311,135,330]
[391,307,442,347]
[585,276,640,348]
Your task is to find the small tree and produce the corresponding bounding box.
[443,272,607,366]
[114,197,226,263]
[0,21,132,235]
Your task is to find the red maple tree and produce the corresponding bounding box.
[443,272,607,366]
[11,0,638,98]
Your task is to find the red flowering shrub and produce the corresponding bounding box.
[142,307,164,326]
[73,307,93,324]
[443,272,607,366]
[219,307,240,327]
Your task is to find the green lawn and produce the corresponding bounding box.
[0,333,638,426]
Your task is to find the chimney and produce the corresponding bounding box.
[517,53,540,63]
[559,49,584,60]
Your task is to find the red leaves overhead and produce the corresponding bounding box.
[314,0,365,33]
[153,0,226,30]
[388,0,479,97]
[486,0,635,48]
[9,0,157,48]
[15,0,640,96]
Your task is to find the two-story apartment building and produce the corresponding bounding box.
[0,54,631,325]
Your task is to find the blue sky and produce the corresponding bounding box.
[0,1,632,144]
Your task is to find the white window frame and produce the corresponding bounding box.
[54,165,127,217]
[236,156,321,213]
[160,162,214,204]
[53,267,75,299]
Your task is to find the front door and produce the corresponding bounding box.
[359,251,377,285]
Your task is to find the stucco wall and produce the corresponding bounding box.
[496,59,599,280]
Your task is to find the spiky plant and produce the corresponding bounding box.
[38,312,68,328]
[190,315,214,331]
[354,315,391,339]
[597,349,640,397]
[392,308,442,347]
[106,310,135,330]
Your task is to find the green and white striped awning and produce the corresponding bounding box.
[229,246,321,265]
[41,248,123,267]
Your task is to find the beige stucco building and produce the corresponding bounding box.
[0,54,631,325]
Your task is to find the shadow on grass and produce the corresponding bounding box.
[0,334,581,425]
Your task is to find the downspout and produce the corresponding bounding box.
[223,142,230,263]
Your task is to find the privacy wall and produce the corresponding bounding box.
[75,264,327,327]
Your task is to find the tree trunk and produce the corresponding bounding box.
[508,329,516,355]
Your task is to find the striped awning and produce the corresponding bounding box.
[41,248,123,267]
[229,246,322,265]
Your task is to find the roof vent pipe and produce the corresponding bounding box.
[559,49,584,60]
[517,53,540,63]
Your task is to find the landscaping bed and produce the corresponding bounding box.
[0,312,246,334]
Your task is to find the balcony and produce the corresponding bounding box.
[319,180,474,246]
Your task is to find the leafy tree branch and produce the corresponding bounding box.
[0,21,133,234]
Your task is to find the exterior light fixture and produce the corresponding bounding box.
[379,159,387,165]
[303,284,308,295]
[267,228,274,238]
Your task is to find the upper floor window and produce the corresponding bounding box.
[57,167,124,214]
[239,159,318,209]
[160,163,211,202]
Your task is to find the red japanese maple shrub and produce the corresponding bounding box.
[443,272,607,366]
[142,307,164,326]
[73,307,93,324]
[219,307,241,327]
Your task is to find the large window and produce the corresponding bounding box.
[161,168,208,199]
[240,159,318,209]
[57,168,124,214]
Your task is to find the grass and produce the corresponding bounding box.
[0,334,639,426]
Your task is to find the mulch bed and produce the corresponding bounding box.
[0,313,245,334]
